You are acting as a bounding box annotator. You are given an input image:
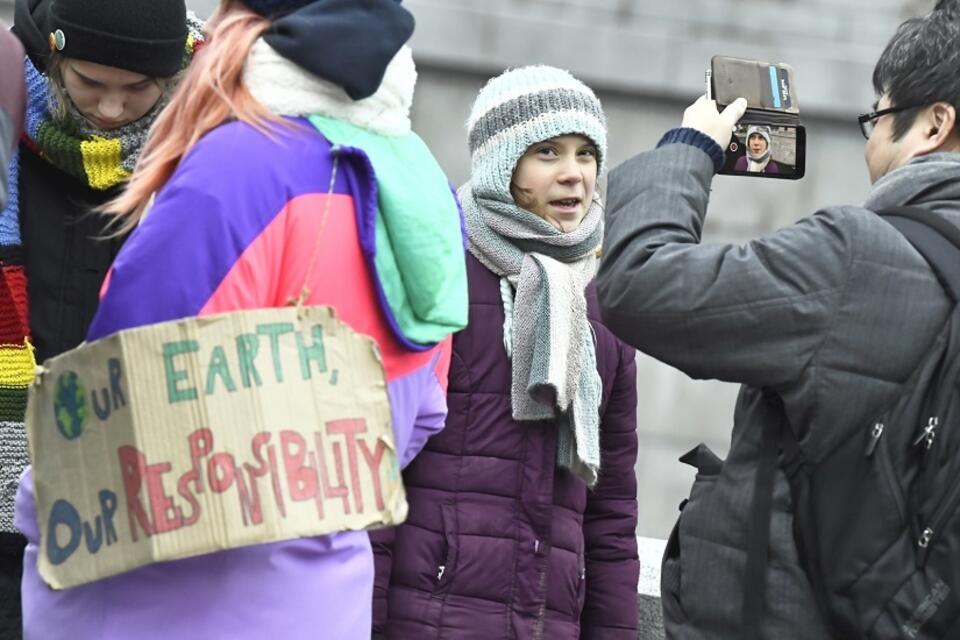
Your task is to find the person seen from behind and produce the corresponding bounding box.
[597,3,960,639]
[13,0,468,638]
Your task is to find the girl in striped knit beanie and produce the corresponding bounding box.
[372,66,641,638]
[0,1,202,636]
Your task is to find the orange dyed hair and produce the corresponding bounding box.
[104,0,280,232]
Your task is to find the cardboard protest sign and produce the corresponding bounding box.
[26,306,404,590]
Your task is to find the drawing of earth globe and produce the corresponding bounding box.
[54,371,88,440]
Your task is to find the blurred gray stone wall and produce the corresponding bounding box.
[769,128,797,167]
[3,0,941,541]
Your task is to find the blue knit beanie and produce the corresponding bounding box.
[466,65,607,199]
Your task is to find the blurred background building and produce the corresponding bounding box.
[0,0,942,538]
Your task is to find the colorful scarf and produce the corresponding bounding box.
[0,16,203,534]
[0,244,32,533]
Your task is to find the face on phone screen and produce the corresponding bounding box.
[720,123,804,179]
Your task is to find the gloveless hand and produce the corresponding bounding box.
[680,96,749,149]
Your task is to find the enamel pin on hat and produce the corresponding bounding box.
[48,29,66,52]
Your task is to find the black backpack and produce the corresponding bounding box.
[742,206,960,639]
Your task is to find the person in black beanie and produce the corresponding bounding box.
[0,2,202,639]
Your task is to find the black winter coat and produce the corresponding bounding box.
[18,145,124,362]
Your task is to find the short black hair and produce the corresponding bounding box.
[872,7,960,140]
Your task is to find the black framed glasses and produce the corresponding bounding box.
[858,105,918,139]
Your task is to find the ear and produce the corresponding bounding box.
[915,102,959,155]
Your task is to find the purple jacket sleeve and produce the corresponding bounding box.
[581,340,640,639]
[399,345,450,468]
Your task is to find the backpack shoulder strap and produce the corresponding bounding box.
[878,206,960,301]
[741,408,782,640]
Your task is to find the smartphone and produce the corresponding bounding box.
[711,55,806,180]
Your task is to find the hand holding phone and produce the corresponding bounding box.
[681,95,748,150]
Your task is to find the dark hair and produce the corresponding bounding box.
[934,0,960,13]
[872,8,960,140]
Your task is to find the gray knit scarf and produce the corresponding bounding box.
[460,182,604,486]
[864,152,960,211]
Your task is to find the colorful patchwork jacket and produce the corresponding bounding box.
[14,69,468,638]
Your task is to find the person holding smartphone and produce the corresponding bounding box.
[598,4,960,639]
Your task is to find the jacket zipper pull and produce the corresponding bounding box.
[918,527,935,564]
[437,564,446,581]
[912,417,939,450]
[865,423,884,457]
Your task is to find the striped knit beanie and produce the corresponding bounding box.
[466,65,607,200]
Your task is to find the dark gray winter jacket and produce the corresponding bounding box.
[597,141,960,639]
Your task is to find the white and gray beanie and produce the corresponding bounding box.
[466,65,607,200]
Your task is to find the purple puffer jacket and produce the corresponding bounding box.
[372,254,640,639]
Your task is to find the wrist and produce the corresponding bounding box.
[656,128,725,172]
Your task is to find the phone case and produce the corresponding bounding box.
[711,55,799,119]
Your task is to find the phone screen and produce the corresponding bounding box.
[720,123,805,179]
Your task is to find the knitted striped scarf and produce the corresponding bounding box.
[0,17,203,533]
[460,183,604,487]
